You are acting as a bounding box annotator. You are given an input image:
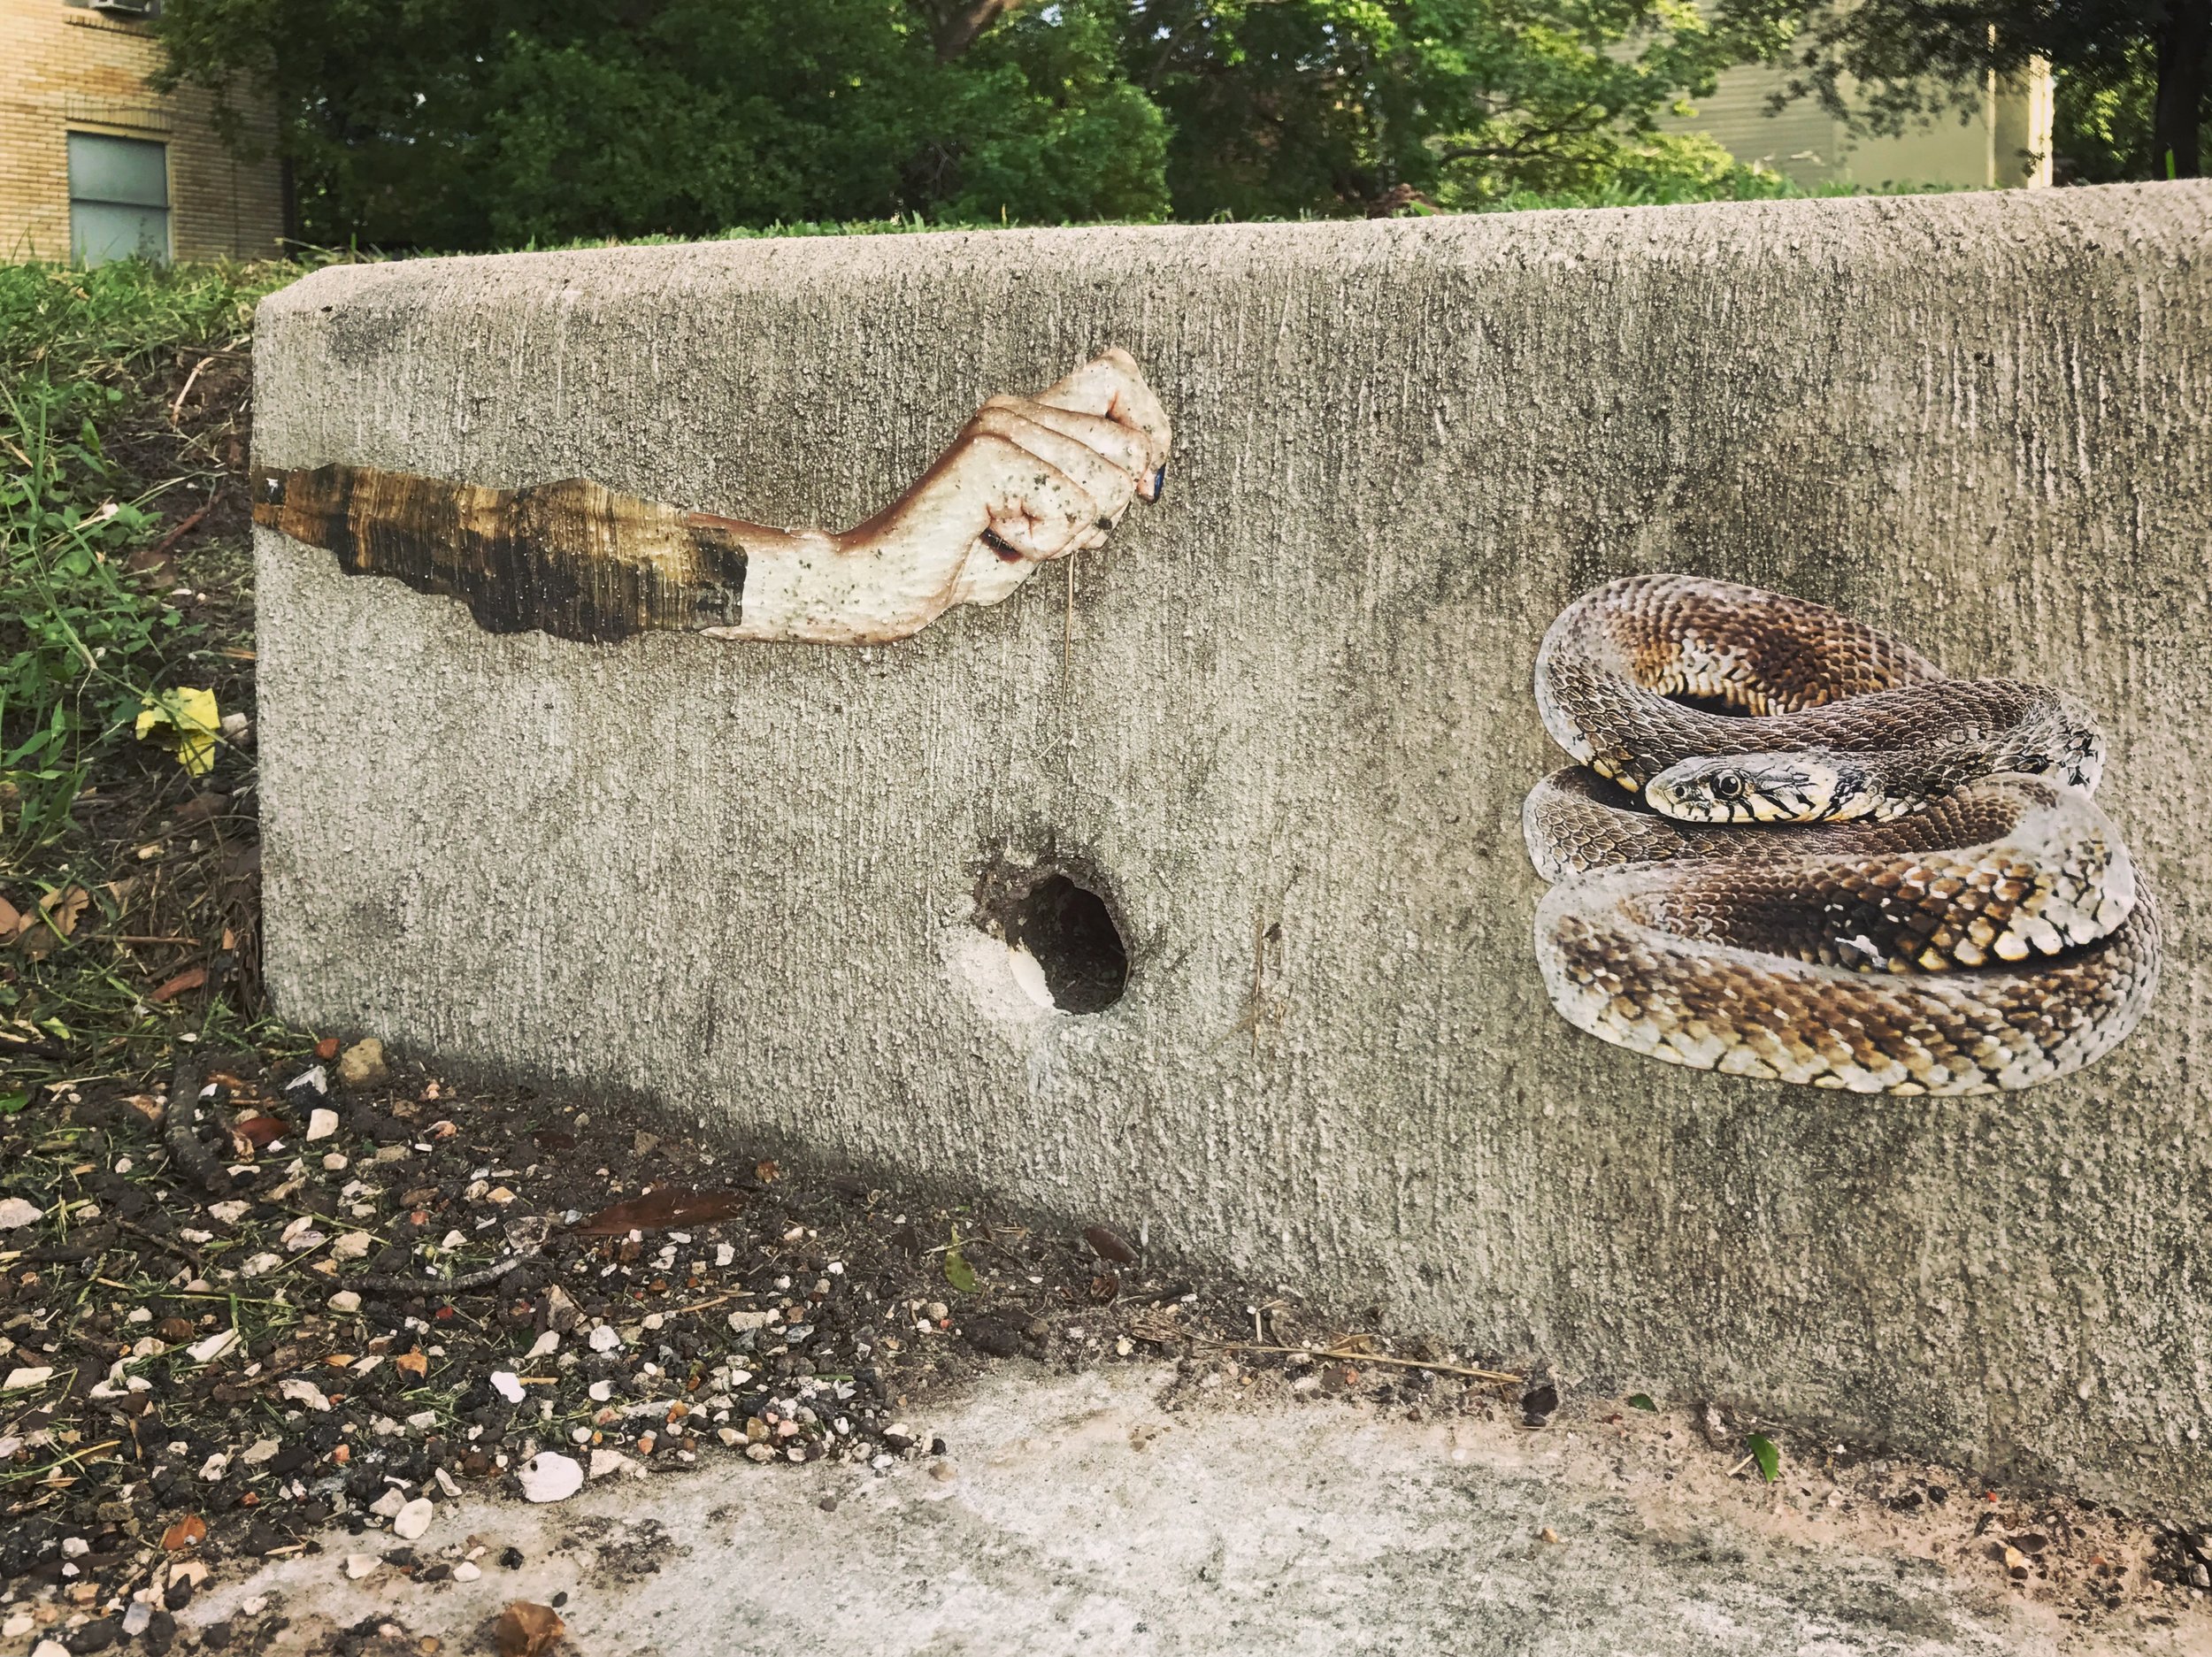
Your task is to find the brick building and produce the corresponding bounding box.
[0,0,286,265]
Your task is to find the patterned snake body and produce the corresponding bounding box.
[1525,576,2160,1094]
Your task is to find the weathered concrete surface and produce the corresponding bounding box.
[253,184,2212,1515]
[187,1364,2206,1656]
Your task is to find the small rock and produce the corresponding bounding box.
[345,1553,380,1580]
[304,1108,341,1142]
[1539,1525,1563,1545]
[329,1290,362,1314]
[924,1301,949,1323]
[453,1561,482,1582]
[1521,1381,1560,1426]
[238,1251,283,1277]
[322,1153,349,1170]
[241,1438,281,1466]
[961,1316,1023,1359]
[187,1329,237,1363]
[284,1064,329,1096]
[369,1487,407,1520]
[929,1459,958,1482]
[588,1324,622,1353]
[491,1371,526,1404]
[331,1231,373,1261]
[518,1452,584,1502]
[588,1448,641,1480]
[525,1330,558,1360]
[63,1616,119,1653]
[392,1498,434,1541]
[0,1197,42,1230]
[336,1039,389,1088]
[120,1603,152,1638]
[3,1366,54,1392]
[279,1377,332,1410]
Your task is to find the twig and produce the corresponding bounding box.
[1207,1341,1524,1385]
[136,502,211,567]
[112,1217,204,1273]
[348,1254,534,1297]
[1724,1453,1756,1478]
[168,358,214,424]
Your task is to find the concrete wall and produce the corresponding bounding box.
[253,183,2212,1517]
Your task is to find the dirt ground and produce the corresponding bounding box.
[5,1047,2212,1654]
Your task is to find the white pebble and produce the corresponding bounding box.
[329,1291,362,1314]
[518,1451,584,1502]
[391,1497,434,1541]
[345,1553,380,1579]
[453,1560,481,1582]
[526,1330,558,1360]
[305,1107,340,1142]
[491,1371,526,1404]
[589,1324,622,1352]
[0,1198,43,1230]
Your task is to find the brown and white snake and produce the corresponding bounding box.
[1524,575,2160,1094]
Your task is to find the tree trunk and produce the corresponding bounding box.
[2154,0,2210,177]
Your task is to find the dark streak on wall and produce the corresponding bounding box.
[250,463,749,643]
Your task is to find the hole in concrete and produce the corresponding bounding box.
[974,864,1129,1014]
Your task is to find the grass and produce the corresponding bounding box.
[1,256,310,1098]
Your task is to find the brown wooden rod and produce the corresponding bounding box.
[251,463,751,644]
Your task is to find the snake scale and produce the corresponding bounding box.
[1523,575,2161,1094]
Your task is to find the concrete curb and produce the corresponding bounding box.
[254,183,2212,1516]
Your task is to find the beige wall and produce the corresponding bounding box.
[1667,60,2055,191]
[0,0,285,263]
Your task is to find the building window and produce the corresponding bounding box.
[69,133,171,265]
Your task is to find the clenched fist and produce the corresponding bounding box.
[718,349,1172,644]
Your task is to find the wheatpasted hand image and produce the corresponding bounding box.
[250,349,1172,647]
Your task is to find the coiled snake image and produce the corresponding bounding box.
[1523,575,2161,1094]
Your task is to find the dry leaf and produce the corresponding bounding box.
[232,1113,288,1149]
[395,1348,428,1379]
[573,1189,743,1236]
[0,894,26,944]
[150,964,209,1003]
[41,886,88,937]
[1083,1224,1139,1264]
[494,1600,565,1657]
[160,1515,206,1550]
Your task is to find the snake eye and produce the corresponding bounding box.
[1710,772,1745,802]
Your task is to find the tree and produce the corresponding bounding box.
[1125,0,1774,219]
[1712,0,2209,181]
[153,0,1171,249]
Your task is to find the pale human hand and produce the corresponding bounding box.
[729,348,1171,643]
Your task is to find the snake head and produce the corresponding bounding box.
[1644,752,1882,824]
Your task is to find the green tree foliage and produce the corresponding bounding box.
[157,0,1790,247]
[1126,0,1770,219]
[1711,0,2208,181]
[155,0,1171,248]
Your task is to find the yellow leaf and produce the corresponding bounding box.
[135,687,221,777]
